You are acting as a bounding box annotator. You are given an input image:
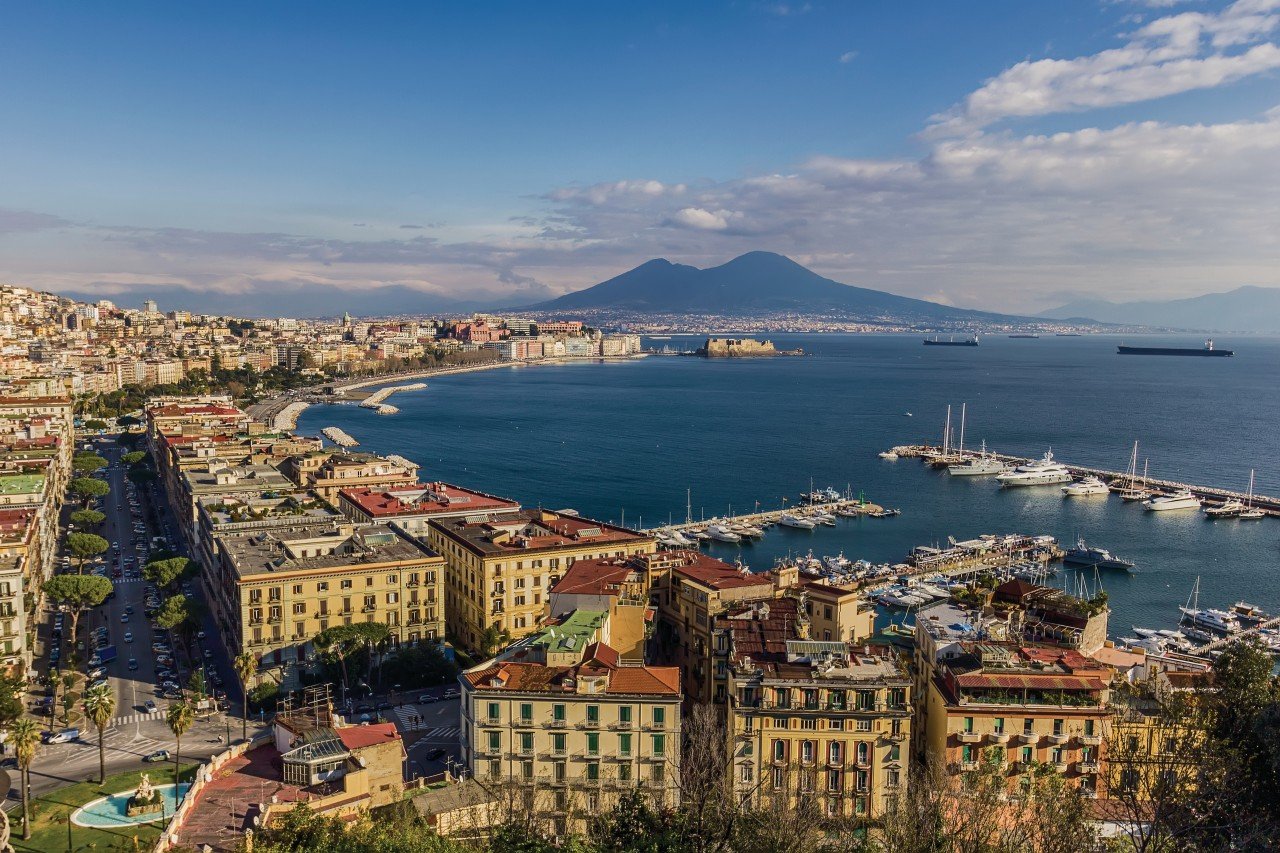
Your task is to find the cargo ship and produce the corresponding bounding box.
[1117,339,1233,357]
[923,335,979,347]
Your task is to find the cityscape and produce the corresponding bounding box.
[3,3,1280,853]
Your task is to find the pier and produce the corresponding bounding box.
[321,426,359,447]
[1188,615,1280,656]
[645,497,884,534]
[359,381,426,413]
[888,444,1279,517]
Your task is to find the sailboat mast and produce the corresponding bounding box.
[958,403,966,457]
[943,405,951,455]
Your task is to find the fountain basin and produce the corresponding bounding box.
[72,783,191,827]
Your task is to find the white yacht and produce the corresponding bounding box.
[1203,499,1245,519]
[778,513,817,530]
[1143,489,1202,512]
[1061,475,1109,496]
[705,523,742,543]
[1179,607,1241,633]
[878,450,899,460]
[995,450,1072,487]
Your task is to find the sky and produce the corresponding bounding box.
[1,0,1279,315]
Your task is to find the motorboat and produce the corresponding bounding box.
[1179,607,1241,633]
[878,451,899,460]
[1143,489,1202,512]
[1203,499,1244,518]
[810,512,837,526]
[995,450,1073,487]
[1062,538,1135,571]
[1061,476,1109,497]
[948,457,1006,476]
[778,513,817,530]
[706,523,742,543]
[823,553,851,572]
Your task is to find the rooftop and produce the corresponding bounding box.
[0,473,45,496]
[549,557,646,598]
[431,509,649,557]
[463,657,680,697]
[219,523,439,579]
[339,482,519,518]
[666,549,772,592]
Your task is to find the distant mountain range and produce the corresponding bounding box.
[529,252,1023,323]
[1040,286,1280,333]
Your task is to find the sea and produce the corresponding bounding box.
[298,333,1280,638]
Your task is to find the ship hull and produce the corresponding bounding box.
[923,340,978,347]
[1117,346,1233,357]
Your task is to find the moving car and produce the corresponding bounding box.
[144,700,157,713]
[143,749,169,763]
[42,728,79,744]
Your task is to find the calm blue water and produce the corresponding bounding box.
[299,334,1280,636]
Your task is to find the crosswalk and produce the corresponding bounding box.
[389,706,460,738]
[112,709,165,726]
[408,725,461,741]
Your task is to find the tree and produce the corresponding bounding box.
[128,466,156,485]
[72,452,108,473]
[43,574,113,660]
[188,670,207,701]
[69,476,110,507]
[144,556,191,590]
[313,623,391,697]
[83,683,117,783]
[233,651,257,743]
[121,450,147,466]
[477,623,511,659]
[9,716,40,839]
[83,419,108,430]
[0,670,24,730]
[65,531,109,573]
[70,508,106,530]
[167,701,195,784]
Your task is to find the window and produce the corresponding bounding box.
[961,744,974,762]
[520,732,534,755]
[554,761,566,782]
[487,702,500,721]
[828,689,846,710]
[553,703,566,722]
[552,733,566,755]
[340,579,352,590]
[291,584,303,594]
[803,689,818,709]
[586,762,599,781]
[773,739,786,762]
[586,705,599,724]
[800,717,816,731]
[651,764,664,783]
[963,716,974,733]
[317,582,329,592]
[886,769,900,788]
[522,760,533,780]
[1024,718,1035,735]
[652,707,665,728]
[856,742,870,765]
[519,702,533,723]
[1021,746,1033,764]
[619,733,632,757]
[620,763,632,782]
[489,759,501,779]
[993,717,1005,734]
[741,764,753,783]
[855,769,869,791]
[828,718,844,731]
[855,796,867,816]
[1053,719,1065,736]
[773,717,788,729]
[619,705,632,725]
[827,769,841,792]
[1083,719,1095,737]
[487,731,500,752]
[586,732,599,756]
[652,734,665,757]
[772,767,784,790]
[1051,747,1063,764]
[801,740,814,764]
[856,719,872,732]
[889,743,900,762]
[828,741,842,765]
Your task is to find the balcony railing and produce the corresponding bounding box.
[1078,734,1102,746]
[960,760,980,772]
[1047,733,1069,745]
[1078,761,1100,774]
[547,719,568,729]
[956,732,982,743]
[989,732,1010,743]
[1018,732,1039,744]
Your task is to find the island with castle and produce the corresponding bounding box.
[697,337,803,358]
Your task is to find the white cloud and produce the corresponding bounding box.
[667,207,735,231]
[839,50,859,64]
[927,0,1280,137]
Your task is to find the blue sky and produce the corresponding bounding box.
[2,1,1279,314]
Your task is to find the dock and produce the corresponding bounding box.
[321,426,359,447]
[1188,615,1280,655]
[358,381,425,415]
[645,498,884,534]
[888,444,1279,517]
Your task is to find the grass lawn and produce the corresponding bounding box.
[12,764,197,853]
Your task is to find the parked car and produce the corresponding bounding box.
[144,700,157,713]
[417,693,438,704]
[42,728,79,744]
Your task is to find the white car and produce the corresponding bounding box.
[123,632,133,643]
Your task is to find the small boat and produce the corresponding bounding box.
[1144,489,1202,512]
[878,451,899,460]
[869,508,901,518]
[778,513,817,530]
[904,412,913,417]
[1062,538,1135,571]
[706,523,742,543]
[1062,476,1109,497]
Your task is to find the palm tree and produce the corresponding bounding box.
[166,701,195,787]
[83,683,117,783]
[10,717,41,839]
[233,651,256,743]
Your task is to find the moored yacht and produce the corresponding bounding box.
[778,513,817,530]
[705,523,742,543]
[1062,538,1135,571]
[1143,489,1202,512]
[1061,476,1109,496]
[995,450,1073,487]
[1203,499,1244,518]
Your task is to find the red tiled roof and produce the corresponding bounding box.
[582,642,619,670]
[676,554,772,591]
[606,667,680,696]
[954,672,1106,691]
[335,722,401,750]
[550,559,634,597]
[339,482,518,517]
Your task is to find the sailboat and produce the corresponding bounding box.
[928,404,967,467]
[948,439,1005,476]
[1239,469,1265,520]
[1118,445,1152,502]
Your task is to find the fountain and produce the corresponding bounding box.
[127,773,163,817]
[71,779,191,828]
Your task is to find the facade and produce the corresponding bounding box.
[426,510,655,652]
[546,555,654,662]
[208,522,445,688]
[281,450,419,502]
[460,629,682,837]
[336,482,520,537]
[723,598,912,820]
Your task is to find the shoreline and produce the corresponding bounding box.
[268,354,648,433]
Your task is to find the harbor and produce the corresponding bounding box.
[885,443,1279,516]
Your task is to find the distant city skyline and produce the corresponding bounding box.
[2,0,1279,314]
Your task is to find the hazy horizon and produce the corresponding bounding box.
[3,1,1279,315]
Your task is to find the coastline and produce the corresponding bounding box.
[266,354,648,432]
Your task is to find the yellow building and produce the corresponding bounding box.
[281,450,419,503]
[460,628,682,837]
[426,510,654,653]
[209,522,445,689]
[721,595,912,821]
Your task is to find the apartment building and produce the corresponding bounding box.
[336,482,520,537]
[722,595,912,821]
[426,510,655,652]
[546,555,654,662]
[460,620,681,837]
[0,509,34,670]
[209,522,445,689]
[280,450,419,502]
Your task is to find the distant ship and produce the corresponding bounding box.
[1055,332,1083,337]
[1008,333,1040,339]
[1117,339,1233,357]
[923,335,979,347]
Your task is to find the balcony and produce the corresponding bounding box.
[1078,734,1102,746]
[1018,732,1039,744]
[610,720,633,730]
[956,732,982,744]
[514,717,535,728]
[959,760,980,772]
[361,605,376,613]
[546,719,568,729]
[578,719,601,730]
[989,732,1010,743]
[1047,733,1069,745]
[1078,761,1100,774]
[484,717,502,727]
[1051,761,1069,773]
